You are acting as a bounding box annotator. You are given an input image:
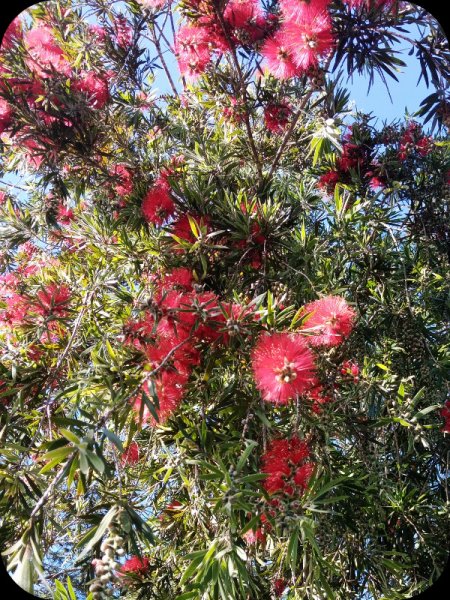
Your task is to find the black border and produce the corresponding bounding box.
[0,0,448,598]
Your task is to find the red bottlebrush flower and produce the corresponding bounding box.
[441,400,450,433]
[110,164,134,198]
[318,169,340,193]
[264,102,292,133]
[35,284,71,317]
[72,71,109,109]
[133,370,189,425]
[121,441,140,464]
[274,578,288,597]
[261,32,300,80]
[23,26,71,78]
[251,333,316,404]
[301,295,355,347]
[243,527,266,545]
[170,214,211,252]
[264,102,292,134]
[123,313,156,352]
[308,382,332,413]
[283,14,334,72]
[0,98,13,135]
[120,556,150,577]
[340,360,360,381]
[161,268,194,292]
[142,177,175,226]
[261,436,314,496]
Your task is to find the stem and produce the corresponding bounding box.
[213,7,263,182]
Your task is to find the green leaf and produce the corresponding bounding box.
[86,450,105,475]
[102,428,124,452]
[59,429,81,445]
[75,506,118,562]
[236,440,258,474]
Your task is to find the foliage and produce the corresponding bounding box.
[0,1,449,599]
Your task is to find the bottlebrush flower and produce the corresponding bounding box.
[169,214,211,251]
[115,16,133,48]
[23,26,71,78]
[261,436,314,496]
[57,204,75,225]
[1,16,22,50]
[440,400,450,433]
[279,0,330,22]
[110,164,134,198]
[283,13,334,72]
[261,32,300,80]
[264,102,292,133]
[251,333,316,404]
[119,556,150,577]
[121,441,140,464]
[176,25,213,79]
[301,295,355,346]
[273,578,288,597]
[35,283,71,317]
[0,99,12,135]
[224,0,263,29]
[243,526,266,545]
[142,177,175,226]
[161,268,194,291]
[133,370,189,425]
[138,0,167,9]
[340,360,360,381]
[318,169,340,193]
[72,71,109,109]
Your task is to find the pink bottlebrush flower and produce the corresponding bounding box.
[0,293,28,327]
[119,556,150,577]
[17,241,38,259]
[142,177,175,226]
[176,25,213,79]
[115,16,133,48]
[261,32,300,80]
[0,190,6,204]
[23,26,71,78]
[261,436,314,496]
[88,24,107,42]
[1,16,22,50]
[110,164,134,198]
[251,332,317,404]
[72,71,109,109]
[264,102,292,133]
[224,0,263,29]
[121,441,140,464]
[243,527,266,545]
[57,204,75,225]
[279,0,330,22]
[308,382,332,413]
[301,295,355,347]
[283,14,334,72]
[0,98,13,135]
[138,0,167,9]
[35,283,71,317]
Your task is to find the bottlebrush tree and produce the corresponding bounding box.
[0,1,449,599]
